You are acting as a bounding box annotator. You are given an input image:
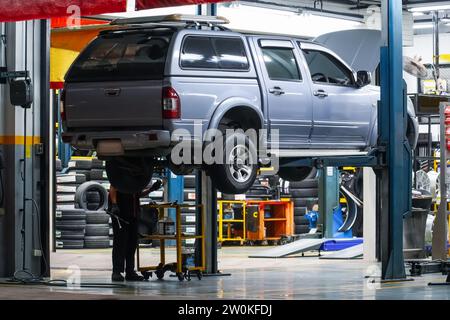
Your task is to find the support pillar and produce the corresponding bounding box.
[200,171,218,274]
[379,0,410,280]
[0,20,50,277]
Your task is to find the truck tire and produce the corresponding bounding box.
[209,131,257,194]
[55,220,86,231]
[105,157,153,194]
[278,166,313,182]
[69,160,92,170]
[184,175,196,188]
[86,210,110,224]
[289,179,318,189]
[75,181,108,211]
[55,209,86,221]
[84,236,110,249]
[295,225,310,234]
[90,169,106,181]
[85,224,110,236]
[294,216,309,225]
[59,239,84,249]
[290,188,319,198]
[91,159,105,169]
[294,207,307,216]
[57,230,85,240]
[293,197,318,208]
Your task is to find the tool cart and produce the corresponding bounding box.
[137,202,205,281]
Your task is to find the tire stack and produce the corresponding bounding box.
[56,173,86,211]
[67,158,93,181]
[84,210,111,249]
[287,169,319,235]
[245,177,273,200]
[182,175,197,250]
[56,159,88,249]
[55,209,87,249]
[89,159,110,192]
[75,181,110,249]
[56,157,110,249]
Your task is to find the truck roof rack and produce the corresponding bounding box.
[110,14,230,27]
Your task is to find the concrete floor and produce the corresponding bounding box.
[0,247,449,300]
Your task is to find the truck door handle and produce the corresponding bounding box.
[313,90,328,98]
[104,88,121,97]
[269,87,285,96]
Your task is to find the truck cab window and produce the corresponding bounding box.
[261,47,301,81]
[302,49,354,86]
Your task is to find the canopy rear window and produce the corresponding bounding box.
[65,32,172,82]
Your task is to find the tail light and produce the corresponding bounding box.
[60,89,66,122]
[162,87,180,119]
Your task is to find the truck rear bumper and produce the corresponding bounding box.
[62,130,172,151]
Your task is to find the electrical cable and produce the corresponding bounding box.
[26,197,48,278]
[0,152,4,208]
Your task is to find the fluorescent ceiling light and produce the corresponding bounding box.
[412,12,425,16]
[413,23,434,29]
[410,5,450,12]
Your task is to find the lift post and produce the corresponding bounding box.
[378,0,410,281]
[318,167,339,238]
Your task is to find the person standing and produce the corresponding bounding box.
[109,181,161,282]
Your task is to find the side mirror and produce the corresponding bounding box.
[356,71,372,87]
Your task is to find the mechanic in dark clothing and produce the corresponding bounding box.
[109,181,161,282]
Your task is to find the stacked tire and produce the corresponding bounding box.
[245,177,273,200]
[55,209,86,249]
[84,210,111,249]
[182,175,197,250]
[56,173,86,211]
[67,159,110,191]
[56,158,110,249]
[287,169,319,235]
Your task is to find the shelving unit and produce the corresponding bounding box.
[218,200,246,245]
[246,200,294,244]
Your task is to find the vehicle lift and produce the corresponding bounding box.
[170,1,449,283]
[163,0,414,281]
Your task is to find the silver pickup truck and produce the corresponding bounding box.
[61,15,418,194]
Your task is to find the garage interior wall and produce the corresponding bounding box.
[0,20,49,277]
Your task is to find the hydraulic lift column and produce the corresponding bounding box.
[378,0,411,280]
[196,171,218,274]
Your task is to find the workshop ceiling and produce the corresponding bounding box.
[240,0,450,19]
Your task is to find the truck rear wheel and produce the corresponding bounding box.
[209,131,257,194]
[105,157,153,194]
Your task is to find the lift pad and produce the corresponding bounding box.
[319,243,363,260]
